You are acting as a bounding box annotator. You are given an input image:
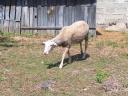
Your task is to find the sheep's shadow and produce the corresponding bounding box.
[46,53,90,69]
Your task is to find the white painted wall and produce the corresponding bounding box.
[96,0,128,25]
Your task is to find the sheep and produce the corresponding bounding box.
[43,20,89,69]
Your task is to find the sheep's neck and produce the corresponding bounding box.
[52,37,69,47]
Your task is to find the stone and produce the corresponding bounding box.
[105,23,127,32]
[102,76,122,92]
[35,80,56,91]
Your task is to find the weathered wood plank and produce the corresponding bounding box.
[4,0,11,32]
[47,0,57,35]
[37,0,41,27]
[21,0,29,27]
[33,0,38,34]
[9,0,16,33]
[0,0,5,32]
[83,5,88,22]
[68,6,73,25]
[55,5,64,35]
[55,6,64,27]
[29,0,34,33]
[63,6,69,26]
[15,0,22,34]
[47,6,56,35]
[71,6,75,23]
[36,0,48,34]
[21,0,29,34]
[74,5,85,21]
[37,0,42,34]
[41,0,47,27]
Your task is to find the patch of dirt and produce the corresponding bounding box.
[35,80,56,91]
[11,36,31,42]
[96,28,125,42]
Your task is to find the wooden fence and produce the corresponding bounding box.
[0,0,96,36]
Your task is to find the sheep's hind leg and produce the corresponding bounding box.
[80,42,85,59]
[59,48,69,69]
[67,49,72,63]
[83,37,88,59]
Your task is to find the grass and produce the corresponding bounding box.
[95,70,108,83]
[96,40,118,48]
[0,37,17,47]
[0,31,128,96]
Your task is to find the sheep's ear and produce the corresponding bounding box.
[42,42,45,45]
[53,42,57,46]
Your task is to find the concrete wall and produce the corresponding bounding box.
[96,0,128,25]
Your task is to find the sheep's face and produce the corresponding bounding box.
[43,40,57,55]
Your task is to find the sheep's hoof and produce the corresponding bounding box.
[68,58,72,64]
[81,54,86,59]
[59,65,63,69]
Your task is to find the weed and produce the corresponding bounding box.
[0,36,17,47]
[0,75,6,81]
[106,40,118,48]
[120,53,128,59]
[0,30,4,36]
[96,40,118,48]
[95,57,110,69]
[95,70,108,83]
[95,41,105,48]
[20,32,33,37]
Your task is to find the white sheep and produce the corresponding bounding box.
[43,20,89,69]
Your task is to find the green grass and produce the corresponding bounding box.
[95,70,108,83]
[0,76,6,81]
[120,53,128,59]
[0,36,18,47]
[96,40,118,48]
[0,32,128,96]
[94,57,110,83]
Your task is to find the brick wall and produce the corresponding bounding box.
[96,0,128,25]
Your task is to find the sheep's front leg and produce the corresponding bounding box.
[59,48,69,69]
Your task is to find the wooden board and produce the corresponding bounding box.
[47,0,56,35]
[55,5,64,35]
[83,5,88,22]
[0,0,96,35]
[37,0,42,34]
[38,0,48,34]
[21,0,29,34]
[74,5,85,21]
[0,1,4,32]
[63,6,69,26]
[15,0,22,34]
[29,0,34,34]
[33,0,38,34]
[4,0,11,32]
[9,0,16,33]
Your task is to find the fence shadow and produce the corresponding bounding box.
[47,53,90,69]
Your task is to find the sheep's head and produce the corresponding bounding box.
[42,40,57,55]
